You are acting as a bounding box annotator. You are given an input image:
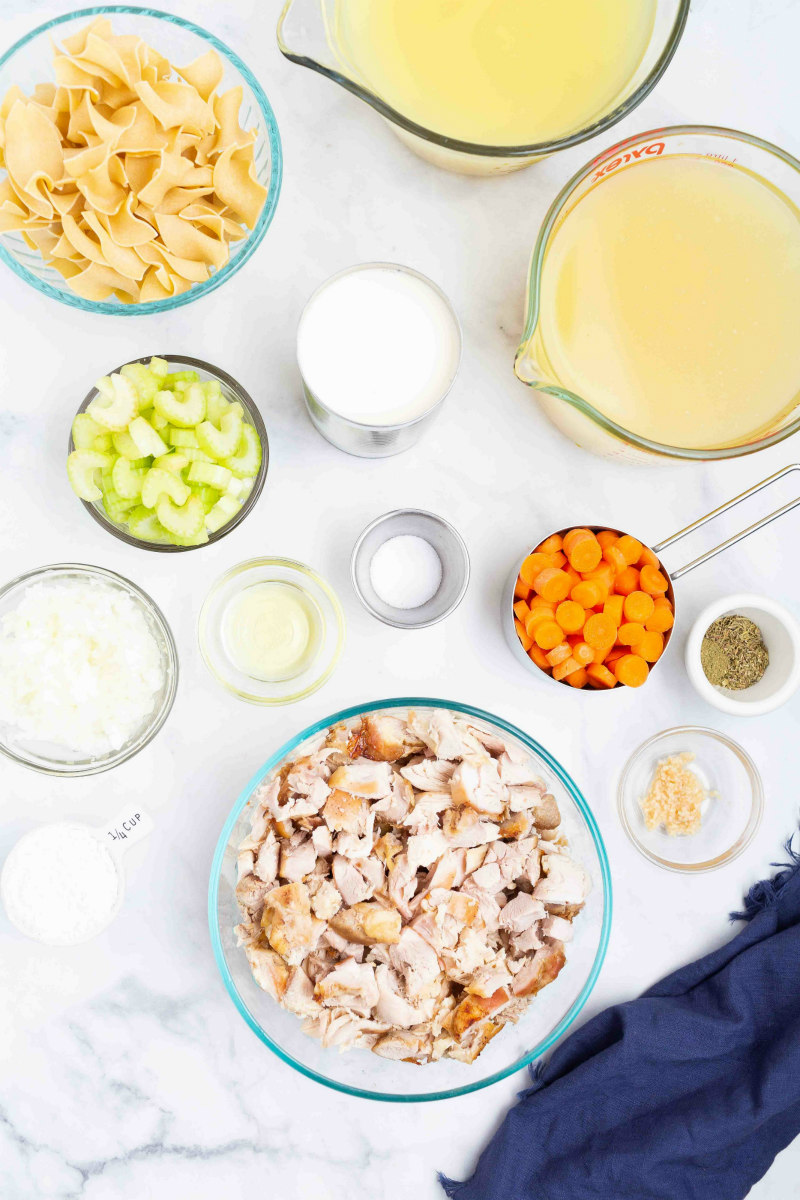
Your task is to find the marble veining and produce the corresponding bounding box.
[1,0,799,1196]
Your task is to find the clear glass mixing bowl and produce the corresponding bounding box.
[208,698,612,1101]
[0,7,282,314]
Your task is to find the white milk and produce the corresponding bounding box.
[297,265,461,426]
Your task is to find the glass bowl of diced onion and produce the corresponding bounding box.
[0,7,282,315]
[0,563,178,776]
[68,355,269,552]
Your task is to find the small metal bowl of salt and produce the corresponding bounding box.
[351,509,470,629]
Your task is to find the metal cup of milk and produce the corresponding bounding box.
[297,262,462,457]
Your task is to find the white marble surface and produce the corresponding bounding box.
[1,1,800,1196]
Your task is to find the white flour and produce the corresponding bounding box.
[1,823,120,945]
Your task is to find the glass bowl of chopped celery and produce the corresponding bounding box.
[0,563,178,776]
[67,356,268,551]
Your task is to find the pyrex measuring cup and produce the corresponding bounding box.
[516,126,800,462]
[505,464,800,689]
[276,1,689,176]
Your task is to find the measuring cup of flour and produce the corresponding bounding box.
[0,807,153,945]
[297,262,462,458]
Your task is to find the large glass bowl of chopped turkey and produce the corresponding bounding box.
[209,699,612,1101]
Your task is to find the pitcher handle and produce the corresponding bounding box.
[653,464,800,581]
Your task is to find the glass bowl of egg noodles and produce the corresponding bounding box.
[0,7,281,314]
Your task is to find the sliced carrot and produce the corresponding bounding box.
[586,663,617,689]
[605,646,626,665]
[550,551,568,570]
[613,566,640,596]
[640,565,669,596]
[535,534,563,555]
[584,613,617,648]
[515,619,533,652]
[653,595,673,610]
[616,534,643,565]
[584,562,614,596]
[563,527,593,556]
[570,580,603,608]
[638,630,665,662]
[623,591,655,624]
[638,545,660,569]
[614,654,650,687]
[603,595,625,625]
[567,534,602,574]
[617,621,646,646]
[514,575,531,601]
[520,552,554,588]
[570,641,594,667]
[566,667,588,688]
[525,607,555,638]
[534,568,572,604]
[592,641,615,664]
[534,621,564,650]
[529,645,552,671]
[529,595,556,610]
[596,530,619,550]
[546,642,572,667]
[645,606,674,633]
[553,656,582,681]
[555,599,586,634]
[564,564,582,586]
[514,599,531,623]
[603,543,628,575]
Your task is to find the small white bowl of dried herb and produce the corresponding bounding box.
[685,593,800,716]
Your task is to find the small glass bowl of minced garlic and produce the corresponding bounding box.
[685,593,800,717]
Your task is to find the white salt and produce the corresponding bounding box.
[1,823,120,945]
[370,535,443,609]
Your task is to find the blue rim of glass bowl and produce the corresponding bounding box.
[208,696,613,1103]
[0,5,283,315]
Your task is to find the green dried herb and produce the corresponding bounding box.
[700,614,768,690]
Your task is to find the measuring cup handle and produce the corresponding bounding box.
[653,464,800,581]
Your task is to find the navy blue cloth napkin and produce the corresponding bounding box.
[441,837,800,1200]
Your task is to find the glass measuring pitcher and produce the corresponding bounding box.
[276,0,689,176]
[515,126,800,463]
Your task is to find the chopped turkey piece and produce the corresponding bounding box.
[328,760,393,798]
[390,927,443,1001]
[323,789,370,834]
[332,854,372,907]
[374,831,404,871]
[334,814,377,861]
[234,921,261,947]
[509,788,560,828]
[387,853,418,919]
[403,791,453,835]
[235,873,273,921]
[466,959,513,998]
[400,757,456,792]
[418,847,470,895]
[511,942,567,997]
[469,861,504,893]
[279,836,316,883]
[307,878,342,921]
[407,830,449,870]
[373,773,414,823]
[499,811,533,840]
[374,964,424,1028]
[499,892,546,934]
[525,845,543,887]
[245,941,289,1000]
[442,806,500,848]
[237,849,255,880]
[261,882,323,966]
[284,967,320,1017]
[287,756,332,795]
[541,914,575,943]
[447,1019,503,1064]
[372,1029,432,1062]
[329,901,402,945]
[408,710,485,761]
[254,832,280,884]
[303,1007,389,1051]
[534,853,591,910]
[460,722,508,756]
[356,714,424,761]
[509,925,543,955]
[451,757,508,817]
[443,926,495,983]
[311,825,333,858]
[498,753,546,788]
[315,957,379,1017]
[450,986,511,1038]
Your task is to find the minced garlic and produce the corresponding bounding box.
[639,752,709,836]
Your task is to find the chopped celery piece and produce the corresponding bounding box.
[91,433,113,453]
[192,486,220,512]
[223,424,262,478]
[152,452,189,475]
[164,370,199,387]
[151,411,171,432]
[187,461,232,489]
[205,494,242,533]
[181,447,214,463]
[170,528,210,547]
[120,362,158,406]
[127,507,171,542]
[154,382,206,428]
[129,416,168,459]
[140,467,190,509]
[169,428,199,448]
[87,374,138,431]
[197,410,242,460]
[111,457,146,500]
[67,449,112,502]
[102,491,138,521]
[111,429,143,460]
[156,494,204,537]
[149,357,169,381]
[72,412,104,450]
[205,388,229,424]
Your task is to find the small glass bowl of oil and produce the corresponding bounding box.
[198,558,346,704]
